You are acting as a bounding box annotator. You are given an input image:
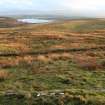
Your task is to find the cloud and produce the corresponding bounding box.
[0,0,32,5]
[61,0,105,11]
[59,0,105,17]
[0,0,105,17]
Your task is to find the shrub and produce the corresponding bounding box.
[74,57,99,70]
[79,61,98,70]
[100,60,105,69]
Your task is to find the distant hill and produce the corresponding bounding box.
[8,14,90,20]
[0,17,25,28]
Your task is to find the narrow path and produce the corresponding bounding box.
[3,88,105,97]
[0,46,105,57]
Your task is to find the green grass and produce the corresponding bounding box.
[0,89,105,105]
[0,59,104,92]
[0,60,104,105]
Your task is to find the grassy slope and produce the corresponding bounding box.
[0,18,105,104]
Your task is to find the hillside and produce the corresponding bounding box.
[0,17,25,28]
[0,18,105,105]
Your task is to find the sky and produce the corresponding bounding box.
[0,0,105,17]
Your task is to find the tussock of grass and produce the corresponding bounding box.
[0,70,9,81]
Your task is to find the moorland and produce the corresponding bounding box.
[0,17,105,105]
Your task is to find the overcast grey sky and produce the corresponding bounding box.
[0,0,105,17]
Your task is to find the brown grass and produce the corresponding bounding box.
[0,59,18,68]
[0,70,9,80]
[48,53,73,60]
[37,55,50,62]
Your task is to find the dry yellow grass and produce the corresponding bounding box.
[48,53,73,60]
[37,55,50,62]
[0,70,9,80]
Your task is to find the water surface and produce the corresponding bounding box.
[18,18,53,23]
